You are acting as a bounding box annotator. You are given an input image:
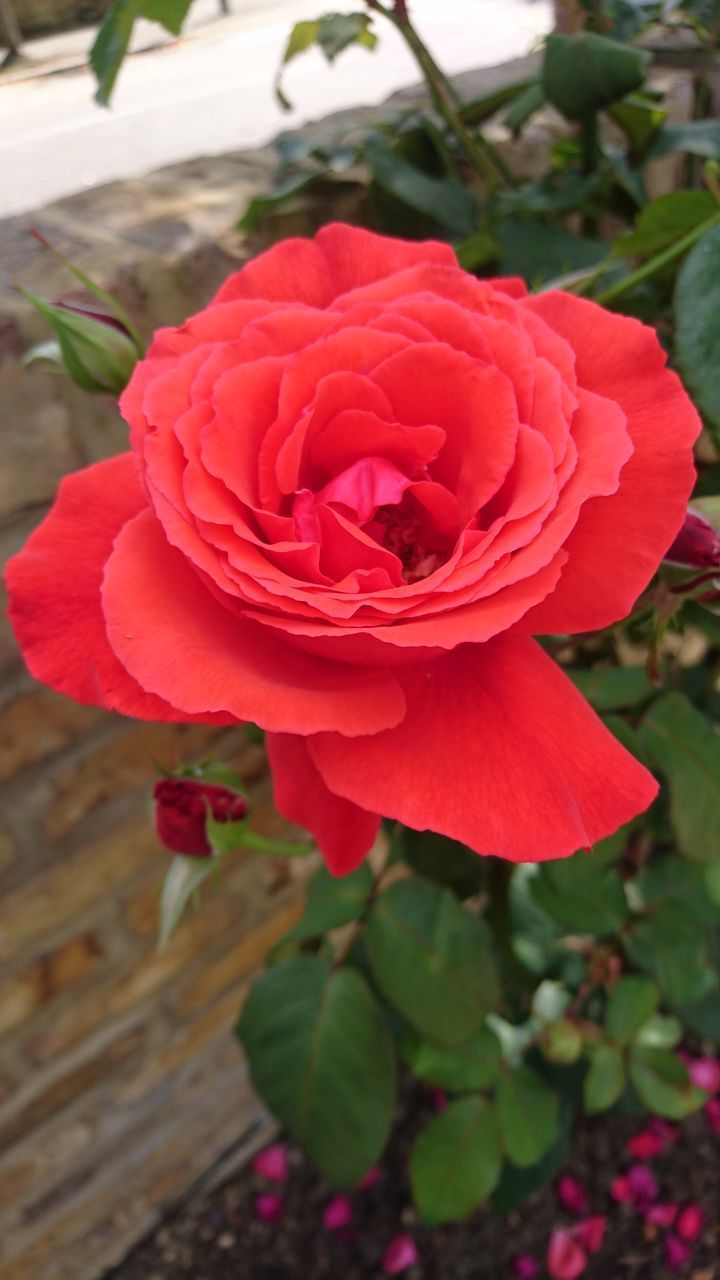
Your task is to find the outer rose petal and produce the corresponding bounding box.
[102,509,406,735]
[308,635,657,862]
[4,455,235,724]
[266,733,380,874]
[518,292,701,634]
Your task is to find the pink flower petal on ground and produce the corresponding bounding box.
[705,1097,720,1133]
[627,1127,666,1160]
[627,1164,659,1210]
[546,1228,588,1280]
[676,1203,705,1242]
[254,1193,284,1223]
[687,1058,720,1093]
[573,1216,606,1254]
[382,1235,419,1274]
[358,1166,383,1190]
[664,1234,692,1271]
[431,1088,448,1112]
[252,1143,289,1183]
[512,1255,540,1279]
[610,1175,633,1204]
[646,1202,678,1228]
[651,1118,680,1144]
[323,1195,354,1231]
[557,1174,589,1216]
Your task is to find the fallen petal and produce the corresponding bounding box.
[323,1195,354,1232]
[254,1193,284,1223]
[687,1058,720,1094]
[557,1174,589,1216]
[664,1233,692,1271]
[627,1164,659,1209]
[627,1127,666,1161]
[252,1143,289,1184]
[573,1216,606,1254]
[382,1235,419,1275]
[705,1097,720,1134]
[610,1175,633,1204]
[358,1166,383,1190]
[676,1203,705,1242]
[646,1202,678,1228]
[546,1228,588,1280]
[512,1255,540,1279]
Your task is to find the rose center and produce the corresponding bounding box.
[366,493,449,584]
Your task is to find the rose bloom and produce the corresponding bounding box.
[6,225,699,873]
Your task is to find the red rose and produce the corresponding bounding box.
[6,224,699,873]
[153,777,247,856]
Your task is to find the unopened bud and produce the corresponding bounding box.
[153,777,247,857]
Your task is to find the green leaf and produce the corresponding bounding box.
[584,1043,626,1112]
[366,879,500,1047]
[503,81,545,134]
[410,1096,502,1224]
[648,120,720,161]
[205,816,309,859]
[498,216,606,285]
[496,1067,559,1167]
[159,853,217,951]
[567,665,653,711]
[542,1019,584,1065]
[531,849,630,935]
[237,955,395,1187]
[635,1013,683,1049]
[542,33,650,121]
[400,1024,503,1091]
[624,857,718,1005]
[615,190,717,259]
[605,975,659,1046]
[396,829,486,897]
[239,171,319,233]
[90,0,192,104]
[283,863,374,944]
[629,1044,707,1119]
[675,221,720,447]
[275,12,376,109]
[460,75,538,127]
[608,92,666,155]
[640,692,720,862]
[365,141,478,237]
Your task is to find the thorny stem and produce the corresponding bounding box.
[596,209,720,305]
[365,0,514,188]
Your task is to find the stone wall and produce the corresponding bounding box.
[8,1,110,39]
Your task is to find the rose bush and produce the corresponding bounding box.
[6,223,700,872]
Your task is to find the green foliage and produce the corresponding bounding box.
[628,1045,707,1118]
[674,221,720,446]
[281,863,374,944]
[542,33,650,121]
[410,1096,502,1223]
[237,955,395,1187]
[400,1025,503,1091]
[605,976,660,1045]
[91,0,193,104]
[365,878,500,1046]
[275,13,377,110]
[495,1067,560,1168]
[584,1044,626,1112]
[641,693,720,862]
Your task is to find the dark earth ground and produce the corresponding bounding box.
[107,1084,719,1280]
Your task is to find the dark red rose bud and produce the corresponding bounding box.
[666,510,720,568]
[153,778,247,857]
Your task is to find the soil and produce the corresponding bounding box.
[107,1080,720,1280]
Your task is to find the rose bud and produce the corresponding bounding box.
[546,1228,587,1280]
[557,1174,589,1216]
[665,509,720,568]
[20,287,140,395]
[252,1143,289,1184]
[382,1235,419,1274]
[153,777,247,857]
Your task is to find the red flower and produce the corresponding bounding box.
[153,777,247,856]
[665,509,720,567]
[6,225,699,873]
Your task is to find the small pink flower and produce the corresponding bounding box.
[512,1255,540,1279]
[610,1175,632,1203]
[358,1165,383,1190]
[705,1097,720,1133]
[687,1057,720,1094]
[664,1233,691,1271]
[252,1143,289,1183]
[573,1216,605,1254]
[627,1164,659,1210]
[382,1235,419,1274]
[323,1195,353,1231]
[546,1228,588,1280]
[254,1193,284,1222]
[557,1174,589,1216]
[627,1127,665,1160]
[676,1203,705,1242]
[646,1202,678,1228]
